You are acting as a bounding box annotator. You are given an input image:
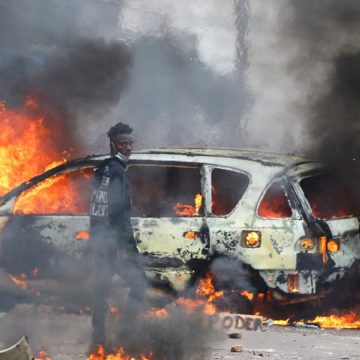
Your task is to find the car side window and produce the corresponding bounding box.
[14,168,94,215]
[257,180,292,218]
[128,165,202,217]
[211,168,250,216]
[300,174,359,219]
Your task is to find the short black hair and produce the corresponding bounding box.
[107,122,133,139]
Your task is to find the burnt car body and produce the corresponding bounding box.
[0,148,359,303]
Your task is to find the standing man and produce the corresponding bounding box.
[90,122,145,345]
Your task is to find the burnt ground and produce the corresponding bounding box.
[0,304,359,359]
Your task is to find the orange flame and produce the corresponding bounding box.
[14,167,93,214]
[0,97,93,214]
[9,274,28,289]
[108,305,120,315]
[87,345,153,360]
[76,230,90,241]
[267,312,360,329]
[183,231,199,239]
[34,350,52,360]
[310,312,360,328]
[176,273,224,315]
[240,290,254,301]
[0,98,69,196]
[174,193,202,216]
[147,307,168,317]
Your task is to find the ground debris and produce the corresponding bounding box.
[228,332,242,339]
[230,345,243,353]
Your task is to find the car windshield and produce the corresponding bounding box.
[300,173,360,219]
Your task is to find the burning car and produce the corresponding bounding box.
[0,148,359,305]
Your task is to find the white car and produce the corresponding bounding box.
[0,148,359,305]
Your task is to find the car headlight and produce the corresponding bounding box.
[241,230,261,248]
[300,239,314,249]
[327,239,340,253]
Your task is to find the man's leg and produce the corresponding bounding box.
[92,250,115,345]
[117,252,148,310]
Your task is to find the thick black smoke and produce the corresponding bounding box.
[284,1,360,194]
[106,306,217,359]
[0,0,131,155]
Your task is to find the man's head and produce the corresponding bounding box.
[107,122,134,157]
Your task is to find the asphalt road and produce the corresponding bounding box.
[0,304,359,360]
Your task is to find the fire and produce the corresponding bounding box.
[266,312,360,329]
[0,98,69,196]
[0,97,93,214]
[9,274,28,289]
[319,236,328,264]
[196,273,216,297]
[183,231,198,239]
[108,305,120,315]
[148,307,168,317]
[174,193,202,216]
[76,230,90,241]
[87,345,153,360]
[34,350,51,360]
[14,167,93,214]
[310,312,360,328]
[196,272,224,302]
[240,290,254,301]
[271,319,291,326]
[176,273,224,315]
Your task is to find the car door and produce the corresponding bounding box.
[0,165,95,277]
[295,172,360,266]
[206,167,305,271]
[127,162,209,265]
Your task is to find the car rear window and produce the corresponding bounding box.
[14,167,94,215]
[300,174,359,219]
[128,165,202,217]
[258,181,293,218]
[211,168,249,216]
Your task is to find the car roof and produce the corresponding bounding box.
[133,147,308,167]
[0,147,320,204]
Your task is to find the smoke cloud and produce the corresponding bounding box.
[0,0,131,156]
[274,1,360,194]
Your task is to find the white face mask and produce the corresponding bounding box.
[111,141,130,164]
[115,152,130,164]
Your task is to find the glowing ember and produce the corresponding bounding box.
[240,290,255,301]
[76,230,90,241]
[34,350,51,360]
[176,297,204,309]
[32,267,40,277]
[87,345,153,360]
[319,236,328,264]
[0,98,68,196]
[9,274,28,289]
[183,231,199,239]
[174,193,202,216]
[108,305,120,315]
[148,307,168,317]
